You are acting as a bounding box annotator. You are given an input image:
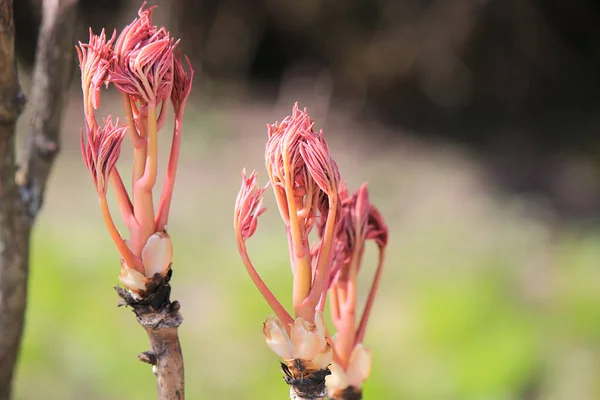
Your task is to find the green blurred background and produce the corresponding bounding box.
[11,0,600,399]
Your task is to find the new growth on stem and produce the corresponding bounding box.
[77,3,193,297]
[77,4,193,399]
[235,104,389,399]
[326,184,388,400]
[234,104,341,399]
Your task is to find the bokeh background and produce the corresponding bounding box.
[10,0,600,398]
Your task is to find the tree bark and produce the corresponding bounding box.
[0,0,77,398]
[139,310,185,399]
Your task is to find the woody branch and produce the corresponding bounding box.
[0,0,78,398]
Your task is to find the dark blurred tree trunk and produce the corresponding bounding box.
[0,0,77,398]
[174,0,266,82]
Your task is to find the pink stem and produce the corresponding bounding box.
[131,104,157,254]
[329,284,342,326]
[156,100,169,131]
[137,103,158,192]
[317,238,337,313]
[122,94,147,187]
[236,237,294,331]
[334,289,356,370]
[99,196,143,273]
[279,149,312,320]
[109,169,137,230]
[155,109,182,231]
[305,192,338,310]
[355,247,385,345]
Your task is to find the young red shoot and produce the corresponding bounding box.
[81,117,141,272]
[234,169,293,327]
[77,3,193,295]
[265,103,340,322]
[235,103,342,399]
[326,183,389,398]
[77,28,115,130]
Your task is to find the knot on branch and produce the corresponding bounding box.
[115,269,183,329]
[32,132,60,161]
[138,351,157,365]
[18,182,43,223]
[281,359,331,400]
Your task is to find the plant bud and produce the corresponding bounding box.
[141,231,173,277]
[263,311,332,371]
[264,315,294,360]
[119,263,148,295]
[118,232,173,295]
[326,343,371,395]
[289,311,331,369]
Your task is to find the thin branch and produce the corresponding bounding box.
[17,0,78,215]
[116,272,185,400]
[0,0,78,398]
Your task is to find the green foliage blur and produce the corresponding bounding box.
[12,98,600,399]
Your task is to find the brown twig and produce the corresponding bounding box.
[115,271,185,400]
[0,0,77,398]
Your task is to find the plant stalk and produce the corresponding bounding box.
[116,271,185,400]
